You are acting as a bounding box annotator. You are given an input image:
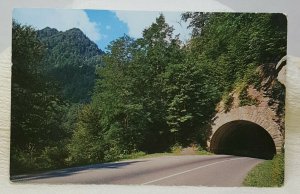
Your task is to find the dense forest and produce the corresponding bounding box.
[11,13,287,175]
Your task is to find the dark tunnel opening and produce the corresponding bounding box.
[210,120,276,160]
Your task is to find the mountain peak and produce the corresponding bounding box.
[64,28,90,40]
[38,27,59,37]
[37,27,104,55]
[36,27,104,103]
[66,28,82,32]
[65,28,85,35]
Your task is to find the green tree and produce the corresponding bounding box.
[183,13,287,91]
[162,61,221,146]
[11,21,69,174]
[134,15,185,151]
[68,104,106,164]
[90,35,147,157]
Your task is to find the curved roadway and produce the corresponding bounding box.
[12,155,263,186]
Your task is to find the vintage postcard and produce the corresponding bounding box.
[10,8,286,187]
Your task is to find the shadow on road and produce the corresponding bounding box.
[11,160,148,182]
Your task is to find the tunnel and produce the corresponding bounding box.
[210,120,276,159]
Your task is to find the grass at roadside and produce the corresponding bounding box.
[121,145,213,161]
[196,149,214,155]
[243,154,284,187]
[120,152,181,161]
[195,146,214,155]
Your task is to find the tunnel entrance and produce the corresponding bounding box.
[210,120,276,159]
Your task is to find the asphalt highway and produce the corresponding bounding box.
[12,155,263,186]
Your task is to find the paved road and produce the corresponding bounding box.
[12,155,263,186]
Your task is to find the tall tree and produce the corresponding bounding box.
[133,14,185,151]
[11,21,68,174]
[92,35,146,156]
[182,13,287,91]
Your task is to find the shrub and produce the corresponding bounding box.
[171,143,182,154]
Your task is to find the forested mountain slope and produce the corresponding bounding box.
[11,25,104,174]
[37,27,104,102]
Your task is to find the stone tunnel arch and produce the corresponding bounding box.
[210,120,276,159]
[208,106,284,159]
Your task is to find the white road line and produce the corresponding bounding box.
[141,157,246,185]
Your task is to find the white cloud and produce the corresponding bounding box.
[114,11,191,42]
[13,8,101,42]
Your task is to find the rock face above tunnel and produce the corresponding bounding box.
[208,61,286,157]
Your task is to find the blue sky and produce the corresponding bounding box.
[13,9,191,51]
[85,10,129,50]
